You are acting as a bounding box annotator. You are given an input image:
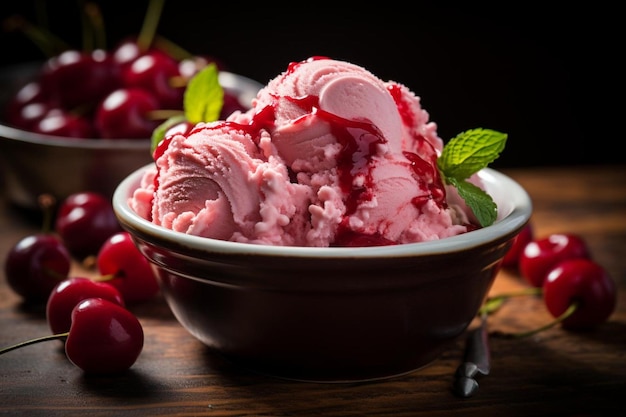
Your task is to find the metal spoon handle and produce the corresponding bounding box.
[465,314,490,376]
[453,314,490,397]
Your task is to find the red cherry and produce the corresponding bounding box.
[96,231,159,304]
[32,108,96,138]
[54,192,123,260]
[519,233,590,287]
[40,49,121,109]
[122,50,184,109]
[95,88,160,139]
[178,55,226,80]
[162,119,194,139]
[3,81,56,129]
[4,234,71,303]
[6,80,49,109]
[220,91,247,119]
[543,258,616,330]
[501,223,534,269]
[111,38,146,70]
[6,101,50,130]
[46,277,125,335]
[65,298,144,374]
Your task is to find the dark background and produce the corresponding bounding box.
[0,1,621,168]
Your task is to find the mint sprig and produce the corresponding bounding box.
[183,63,223,124]
[437,128,507,227]
[150,63,224,154]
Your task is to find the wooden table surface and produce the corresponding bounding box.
[1,164,625,416]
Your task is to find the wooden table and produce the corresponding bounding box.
[1,165,625,416]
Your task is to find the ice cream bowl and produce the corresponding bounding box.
[113,165,532,383]
[0,62,262,210]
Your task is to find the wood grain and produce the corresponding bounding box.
[1,165,625,416]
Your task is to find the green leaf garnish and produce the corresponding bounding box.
[437,128,507,227]
[184,63,223,124]
[447,176,497,227]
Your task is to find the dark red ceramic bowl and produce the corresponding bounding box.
[113,166,532,382]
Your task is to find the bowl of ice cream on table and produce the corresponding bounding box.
[113,56,533,382]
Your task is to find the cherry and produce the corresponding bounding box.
[543,258,616,331]
[121,50,184,109]
[519,233,590,287]
[46,277,125,335]
[39,49,121,109]
[6,101,51,131]
[501,223,533,269]
[111,38,148,70]
[32,108,96,138]
[110,0,167,70]
[178,55,226,80]
[0,298,144,375]
[94,87,161,139]
[164,119,194,137]
[220,91,248,119]
[65,298,144,374]
[4,234,71,303]
[96,231,159,304]
[3,81,55,129]
[54,191,123,260]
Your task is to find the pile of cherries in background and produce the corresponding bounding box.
[2,0,245,139]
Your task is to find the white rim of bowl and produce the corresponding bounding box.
[113,165,533,258]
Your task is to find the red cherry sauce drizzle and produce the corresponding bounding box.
[283,93,446,246]
[387,83,447,209]
[284,94,385,215]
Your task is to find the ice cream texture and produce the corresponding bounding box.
[131,56,497,247]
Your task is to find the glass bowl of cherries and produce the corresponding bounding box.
[0,48,262,210]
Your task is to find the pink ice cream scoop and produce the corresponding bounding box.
[131,57,474,247]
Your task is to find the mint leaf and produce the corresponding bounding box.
[437,128,507,180]
[184,63,224,123]
[438,128,507,227]
[447,177,497,227]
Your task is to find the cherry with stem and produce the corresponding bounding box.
[481,257,616,338]
[0,298,144,374]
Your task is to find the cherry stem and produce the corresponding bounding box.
[479,287,542,316]
[81,2,107,51]
[37,193,56,234]
[43,266,70,282]
[137,0,165,52]
[91,273,116,283]
[154,35,193,61]
[169,75,188,88]
[148,109,184,121]
[0,332,69,355]
[82,255,97,270]
[79,0,94,52]
[490,302,579,339]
